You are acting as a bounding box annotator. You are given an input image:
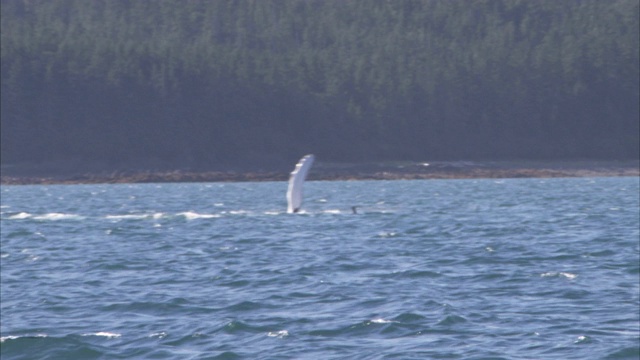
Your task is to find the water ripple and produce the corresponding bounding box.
[1,178,638,359]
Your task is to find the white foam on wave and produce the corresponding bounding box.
[322,209,342,214]
[377,231,398,238]
[33,213,85,221]
[8,212,31,219]
[106,213,166,221]
[178,211,220,220]
[106,214,147,220]
[370,318,396,324]
[0,334,47,342]
[541,271,577,279]
[82,332,121,338]
[267,330,289,338]
[574,335,591,343]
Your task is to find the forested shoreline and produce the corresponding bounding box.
[1,0,638,173]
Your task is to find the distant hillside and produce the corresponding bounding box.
[1,0,638,171]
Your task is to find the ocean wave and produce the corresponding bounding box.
[382,269,442,279]
[266,330,289,338]
[103,211,224,221]
[81,332,121,338]
[33,213,85,221]
[105,213,165,220]
[148,331,167,339]
[6,212,32,220]
[541,271,578,279]
[307,317,420,338]
[221,210,251,216]
[105,214,148,220]
[322,209,343,214]
[436,314,468,326]
[0,333,48,342]
[369,318,397,324]
[177,211,220,220]
[605,346,640,359]
[1,178,637,360]
[221,320,259,334]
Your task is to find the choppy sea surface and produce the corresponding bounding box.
[1,177,639,360]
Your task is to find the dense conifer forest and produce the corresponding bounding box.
[1,0,638,172]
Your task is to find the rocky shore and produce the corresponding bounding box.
[1,160,638,185]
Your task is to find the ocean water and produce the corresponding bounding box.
[1,177,638,360]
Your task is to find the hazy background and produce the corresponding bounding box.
[1,0,638,174]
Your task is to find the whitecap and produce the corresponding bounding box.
[1,334,47,342]
[541,272,577,279]
[8,212,31,219]
[559,272,577,279]
[20,248,40,261]
[574,335,591,343]
[106,214,148,220]
[267,330,289,338]
[377,231,397,238]
[323,209,342,214]
[370,318,395,324]
[178,211,220,220]
[149,332,167,339]
[82,332,121,338]
[33,213,84,221]
[0,336,19,342]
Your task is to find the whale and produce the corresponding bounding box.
[287,154,315,213]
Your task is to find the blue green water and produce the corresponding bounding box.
[1,178,639,359]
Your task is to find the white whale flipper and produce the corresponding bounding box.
[287,154,315,213]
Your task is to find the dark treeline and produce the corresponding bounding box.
[1,0,638,171]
